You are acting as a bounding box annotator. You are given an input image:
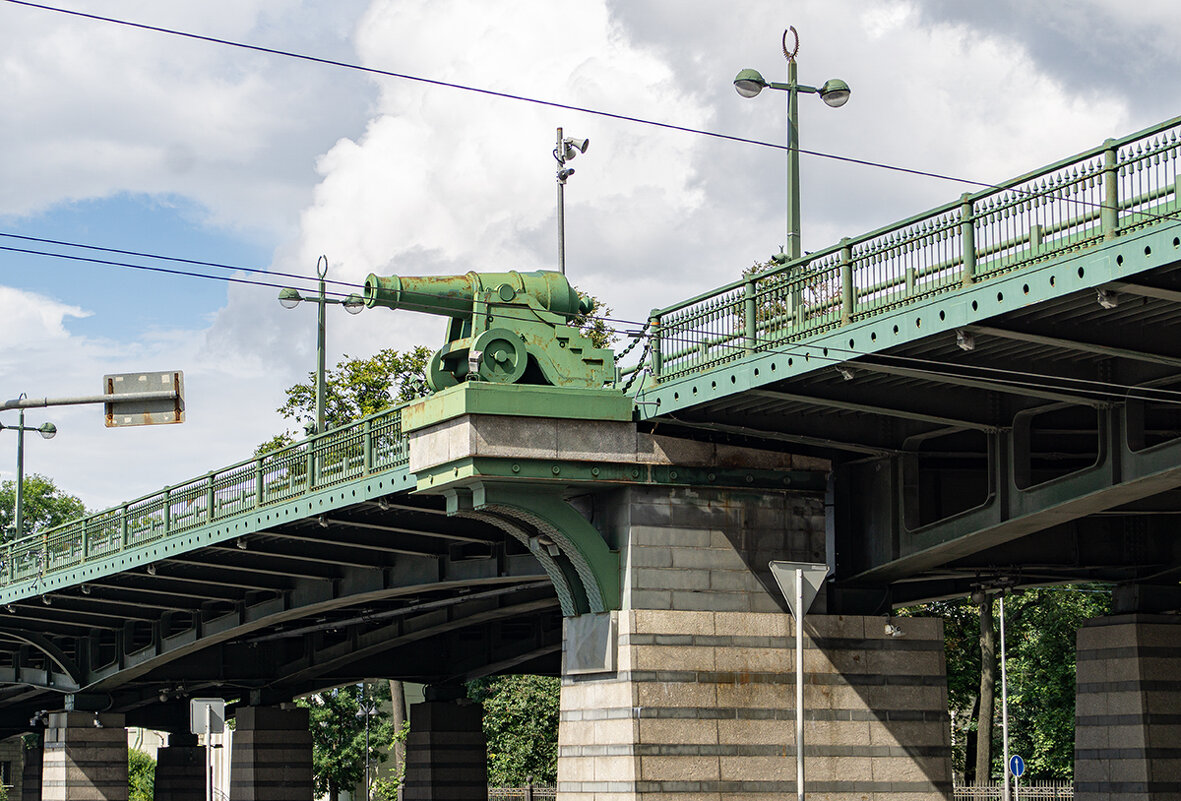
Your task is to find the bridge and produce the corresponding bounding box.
[5,116,1181,800]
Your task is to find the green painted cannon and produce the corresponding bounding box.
[363,270,615,391]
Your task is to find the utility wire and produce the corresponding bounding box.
[0,0,1002,190]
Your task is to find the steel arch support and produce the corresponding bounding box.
[447,482,619,616]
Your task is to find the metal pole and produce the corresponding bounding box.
[315,256,328,436]
[205,706,213,801]
[786,59,801,261]
[556,127,566,275]
[795,566,805,801]
[14,406,25,539]
[365,698,371,801]
[1000,592,1012,801]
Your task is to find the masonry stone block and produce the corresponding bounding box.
[42,712,128,801]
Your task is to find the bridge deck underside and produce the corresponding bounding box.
[0,493,559,734]
[649,245,1181,606]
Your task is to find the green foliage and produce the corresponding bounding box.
[370,721,410,801]
[469,675,560,786]
[298,682,392,801]
[0,474,87,542]
[904,585,1110,780]
[128,748,155,801]
[572,288,615,349]
[257,347,432,454]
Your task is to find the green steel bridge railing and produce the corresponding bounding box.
[2,405,409,588]
[644,115,1181,383]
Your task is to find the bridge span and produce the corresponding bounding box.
[5,117,1181,799]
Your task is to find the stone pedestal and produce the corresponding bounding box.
[41,712,127,801]
[229,705,312,801]
[1076,614,1181,799]
[402,700,487,801]
[154,746,207,801]
[557,486,952,800]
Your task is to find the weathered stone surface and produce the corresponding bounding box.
[41,713,128,801]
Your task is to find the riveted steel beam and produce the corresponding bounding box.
[966,325,1181,369]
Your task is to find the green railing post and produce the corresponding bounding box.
[255,458,265,509]
[839,238,854,326]
[206,474,217,524]
[363,419,374,475]
[960,193,976,287]
[1174,174,1181,213]
[1029,224,1043,257]
[80,519,88,560]
[163,487,171,537]
[744,278,757,355]
[306,443,316,492]
[648,312,662,382]
[1102,139,1119,239]
[120,503,129,548]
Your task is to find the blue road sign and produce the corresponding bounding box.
[1009,755,1026,778]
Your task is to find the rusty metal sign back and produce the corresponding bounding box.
[104,371,185,427]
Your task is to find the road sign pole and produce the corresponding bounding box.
[769,561,828,801]
[1000,593,1011,801]
[795,567,804,801]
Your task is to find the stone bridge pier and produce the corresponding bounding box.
[405,384,954,801]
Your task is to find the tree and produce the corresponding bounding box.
[571,288,616,349]
[904,584,1111,782]
[128,748,155,801]
[257,347,432,454]
[298,682,392,801]
[469,675,560,786]
[0,474,86,542]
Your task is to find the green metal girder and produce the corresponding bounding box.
[402,381,634,433]
[413,455,826,493]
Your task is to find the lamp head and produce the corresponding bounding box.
[278,288,303,309]
[342,294,365,315]
[734,68,766,98]
[819,78,851,108]
[37,422,57,440]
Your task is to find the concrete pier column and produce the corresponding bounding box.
[1075,614,1181,799]
[229,705,312,801]
[402,698,487,801]
[154,734,207,801]
[557,485,952,800]
[41,712,127,801]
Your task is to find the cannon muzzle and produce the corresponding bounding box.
[363,270,588,319]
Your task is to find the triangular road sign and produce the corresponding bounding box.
[769,561,829,618]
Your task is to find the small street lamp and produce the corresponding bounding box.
[554,127,590,276]
[278,256,365,435]
[735,26,851,260]
[0,396,57,539]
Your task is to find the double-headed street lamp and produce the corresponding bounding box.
[554,127,590,276]
[735,26,851,260]
[0,397,57,539]
[278,256,365,436]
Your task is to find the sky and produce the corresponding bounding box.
[1,0,1179,511]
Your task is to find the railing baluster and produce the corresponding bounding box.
[839,238,854,326]
[1102,138,1119,238]
[649,312,662,381]
[960,194,976,287]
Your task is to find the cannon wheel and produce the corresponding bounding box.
[427,349,461,392]
[474,328,528,384]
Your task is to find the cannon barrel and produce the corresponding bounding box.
[363,270,588,319]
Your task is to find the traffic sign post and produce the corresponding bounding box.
[769,561,829,801]
[1009,754,1025,801]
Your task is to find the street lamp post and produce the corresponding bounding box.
[356,687,379,801]
[0,396,57,539]
[734,27,851,260]
[553,127,590,276]
[278,256,365,435]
